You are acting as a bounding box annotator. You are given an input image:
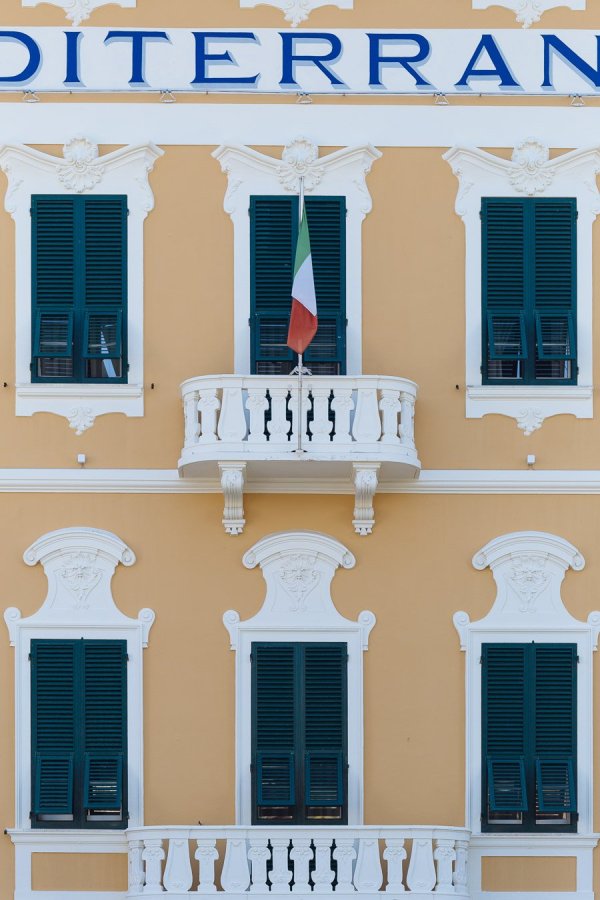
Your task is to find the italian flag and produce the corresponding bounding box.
[287,207,318,355]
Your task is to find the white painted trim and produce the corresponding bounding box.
[224,531,375,825]
[21,0,135,26]
[444,140,600,434]
[3,527,155,839]
[0,138,163,433]
[239,0,353,27]
[213,138,381,375]
[473,0,585,28]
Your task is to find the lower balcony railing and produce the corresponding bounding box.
[125,826,470,898]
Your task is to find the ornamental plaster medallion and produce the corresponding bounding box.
[68,406,96,436]
[509,138,554,196]
[59,551,102,609]
[516,407,544,436]
[21,0,136,27]
[239,0,353,27]
[278,137,325,193]
[472,0,586,28]
[58,138,104,193]
[509,555,550,612]
[278,554,320,612]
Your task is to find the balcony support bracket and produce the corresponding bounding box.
[352,463,380,536]
[219,462,246,536]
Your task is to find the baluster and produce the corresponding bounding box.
[198,389,221,443]
[312,838,334,894]
[434,840,456,894]
[221,838,250,893]
[164,838,193,893]
[183,392,200,449]
[195,839,219,894]
[406,839,436,893]
[290,838,313,894]
[289,385,310,448]
[453,840,469,895]
[143,838,165,894]
[246,389,268,443]
[352,388,382,443]
[129,840,145,894]
[269,837,292,893]
[331,388,354,444]
[379,390,401,445]
[267,388,290,445]
[310,387,334,444]
[354,838,383,893]
[399,391,416,450]
[218,387,248,443]
[248,837,270,894]
[333,838,356,892]
[383,839,406,893]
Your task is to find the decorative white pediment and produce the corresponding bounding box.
[4,527,155,644]
[21,0,136,27]
[239,0,353,27]
[472,0,585,28]
[444,139,600,434]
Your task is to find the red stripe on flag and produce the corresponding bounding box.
[287,299,318,355]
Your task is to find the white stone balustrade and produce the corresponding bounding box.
[126,826,470,898]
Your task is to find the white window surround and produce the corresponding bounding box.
[213,136,381,376]
[239,0,353,27]
[454,531,599,900]
[223,530,375,825]
[444,138,600,436]
[472,0,585,28]
[21,0,135,26]
[3,526,155,841]
[0,137,163,435]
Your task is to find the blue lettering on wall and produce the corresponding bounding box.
[64,31,82,86]
[104,31,170,86]
[456,34,520,88]
[280,33,345,87]
[542,35,600,89]
[368,34,432,88]
[191,32,259,86]
[0,32,41,84]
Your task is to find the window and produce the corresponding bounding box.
[482,642,577,833]
[31,638,128,829]
[250,195,346,375]
[252,641,347,825]
[482,198,577,386]
[32,195,127,384]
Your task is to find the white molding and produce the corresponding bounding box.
[3,527,155,838]
[213,137,381,376]
[444,139,600,433]
[239,0,353,26]
[224,530,375,825]
[0,137,163,432]
[21,0,135,26]
[472,0,586,28]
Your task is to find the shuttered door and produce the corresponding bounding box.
[31,639,127,829]
[252,642,347,824]
[31,195,127,383]
[250,196,346,375]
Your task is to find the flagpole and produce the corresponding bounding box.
[296,176,305,455]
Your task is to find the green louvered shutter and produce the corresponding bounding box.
[534,645,577,815]
[250,196,346,375]
[253,643,296,815]
[83,641,127,821]
[304,643,347,813]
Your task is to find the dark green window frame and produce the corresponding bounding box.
[482,197,577,385]
[482,643,577,833]
[251,641,348,826]
[250,195,346,376]
[31,639,128,830]
[31,195,128,384]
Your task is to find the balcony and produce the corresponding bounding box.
[179,375,420,535]
[126,825,470,898]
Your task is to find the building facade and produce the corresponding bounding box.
[1,1,600,898]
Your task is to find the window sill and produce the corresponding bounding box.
[471,833,599,850]
[8,828,128,852]
[15,383,144,435]
[466,385,593,435]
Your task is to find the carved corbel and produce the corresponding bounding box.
[219,462,246,536]
[352,463,380,536]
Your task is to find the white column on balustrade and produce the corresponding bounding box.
[221,838,251,893]
[198,389,221,443]
[434,839,456,894]
[354,838,383,893]
[183,391,200,448]
[248,837,271,894]
[195,839,219,894]
[128,840,145,894]
[310,387,334,444]
[142,838,166,894]
[333,838,357,892]
[406,839,436,893]
[352,387,382,444]
[453,840,469,895]
[290,838,313,893]
[218,387,248,443]
[379,390,401,444]
[331,388,354,443]
[164,838,194,893]
[269,837,293,894]
[399,391,416,449]
[267,388,291,444]
[312,838,335,894]
[246,389,269,443]
[383,839,406,893]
